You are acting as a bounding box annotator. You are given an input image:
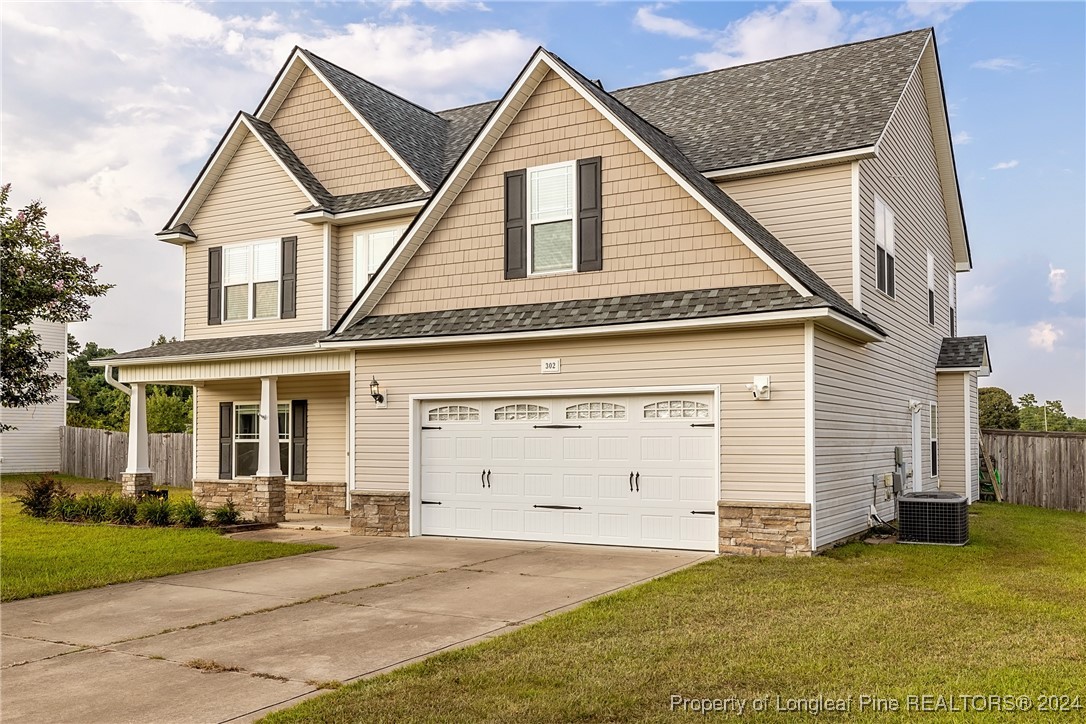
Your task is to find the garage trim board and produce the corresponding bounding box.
[408,386,721,552]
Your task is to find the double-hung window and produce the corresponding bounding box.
[926,251,935,325]
[233,403,290,477]
[223,241,279,321]
[929,402,939,477]
[947,271,957,337]
[528,161,576,274]
[874,196,896,297]
[353,226,404,295]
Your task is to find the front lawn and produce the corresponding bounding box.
[0,474,331,601]
[264,503,1086,723]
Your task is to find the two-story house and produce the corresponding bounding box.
[97,28,989,555]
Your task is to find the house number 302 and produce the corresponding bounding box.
[540,358,561,374]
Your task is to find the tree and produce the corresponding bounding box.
[978,387,1019,430]
[1017,394,1080,432]
[1,184,111,429]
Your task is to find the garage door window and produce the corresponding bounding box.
[643,400,710,419]
[494,403,550,421]
[565,401,626,420]
[428,405,479,422]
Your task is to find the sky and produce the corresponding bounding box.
[2,1,1084,415]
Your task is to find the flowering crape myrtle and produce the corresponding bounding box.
[1,183,112,429]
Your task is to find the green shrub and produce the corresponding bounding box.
[136,497,174,526]
[49,494,82,522]
[76,493,113,523]
[15,475,70,518]
[107,496,139,525]
[211,499,241,525]
[174,498,206,528]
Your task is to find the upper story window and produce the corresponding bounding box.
[354,226,405,295]
[223,241,279,322]
[926,251,935,325]
[529,162,576,274]
[947,271,957,337]
[874,196,896,298]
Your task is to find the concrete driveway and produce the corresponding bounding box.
[0,531,709,723]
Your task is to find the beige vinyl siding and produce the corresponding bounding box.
[353,326,806,503]
[813,62,960,547]
[372,70,781,316]
[184,133,324,339]
[117,352,351,384]
[937,372,966,497]
[270,67,416,196]
[717,164,854,303]
[0,321,66,473]
[333,215,416,319]
[194,374,348,483]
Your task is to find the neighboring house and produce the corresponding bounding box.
[0,320,69,473]
[97,28,990,555]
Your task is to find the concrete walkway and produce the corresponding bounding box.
[0,531,710,723]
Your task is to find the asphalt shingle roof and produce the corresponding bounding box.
[243,113,334,208]
[936,336,989,370]
[330,285,824,342]
[297,185,430,215]
[99,330,326,363]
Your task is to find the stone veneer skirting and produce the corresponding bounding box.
[349,491,409,537]
[718,501,812,557]
[193,480,346,517]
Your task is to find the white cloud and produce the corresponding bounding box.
[634,5,711,40]
[1,1,537,350]
[991,160,1019,170]
[1028,321,1064,352]
[1049,264,1070,303]
[972,57,1026,71]
[903,1,971,25]
[953,130,972,145]
[691,1,848,69]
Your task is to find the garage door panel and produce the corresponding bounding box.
[680,435,715,461]
[490,471,523,498]
[455,471,487,496]
[680,475,716,504]
[680,515,717,545]
[524,437,555,460]
[491,436,523,459]
[562,436,594,461]
[598,473,635,501]
[562,473,595,500]
[640,514,677,543]
[456,436,484,460]
[422,436,454,460]
[523,472,559,498]
[639,436,675,462]
[490,507,522,534]
[454,506,486,531]
[598,436,630,461]
[638,474,677,503]
[524,509,562,535]
[421,504,455,532]
[564,511,596,538]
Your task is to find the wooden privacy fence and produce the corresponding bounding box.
[59,426,193,487]
[981,429,1086,512]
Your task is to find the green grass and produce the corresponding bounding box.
[0,473,331,601]
[263,503,1086,723]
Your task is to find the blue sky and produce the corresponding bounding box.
[2,1,1083,414]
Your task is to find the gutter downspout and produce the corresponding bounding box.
[104,365,131,396]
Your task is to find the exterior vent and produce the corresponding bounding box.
[898,492,968,546]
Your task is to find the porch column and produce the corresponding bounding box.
[120,382,152,497]
[253,376,285,522]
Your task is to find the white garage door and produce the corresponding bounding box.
[419,393,718,551]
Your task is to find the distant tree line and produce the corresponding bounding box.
[979,387,1086,433]
[67,334,191,434]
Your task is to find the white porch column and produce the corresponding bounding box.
[126,382,151,474]
[255,376,282,477]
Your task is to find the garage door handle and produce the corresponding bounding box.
[421,500,442,505]
[533,424,583,429]
[533,504,583,510]
[635,472,640,492]
[481,470,486,488]
[691,510,714,515]
[690,423,715,428]
[486,470,492,488]
[629,472,634,491]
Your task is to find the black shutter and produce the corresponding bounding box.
[504,169,527,279]
[208,247,222,325]
[218,402,233,480]
[576,157,603,271]
[291,399,307,482]
[281,236,297,319]
[928,289,935,325]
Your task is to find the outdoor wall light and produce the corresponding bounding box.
[369,376,385,405]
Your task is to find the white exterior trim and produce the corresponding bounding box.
[296,200,426,225]
[804,321,816,548]
[703,147,877,180]
[322,222,332,330]
[850,160,862,312]
[407,384,722,553]
[90,345,325,368]
[338,49,817,330]
[964,373,973,503]
[155,231,197,245]
[348,360,357,506]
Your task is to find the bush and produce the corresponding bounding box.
[76,493,113,523]
[136,497,174,526]
[211,499,241,525]
[107,496,138,525]
[49,494,82,522]
[174,498,206,528]
[15,475,70,518]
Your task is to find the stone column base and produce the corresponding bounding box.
[350,491,409,537]
[120,472,154,498]
[719,501,812,557]
[252,476,286,523]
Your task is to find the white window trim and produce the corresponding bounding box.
[354,225,406,296]
[527,160,578,276]
[874,195,896,299]
[926,250,935,326]
[233,401,291,478]
[221,239,281,324]
[929,401,939,479]
[947,270,957,336]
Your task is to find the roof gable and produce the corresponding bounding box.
[333,48,878,336]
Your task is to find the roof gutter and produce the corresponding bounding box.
[295,199,427,226]
[90,343,326,368]
[103,365,131,395]
[702,147,877,181]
